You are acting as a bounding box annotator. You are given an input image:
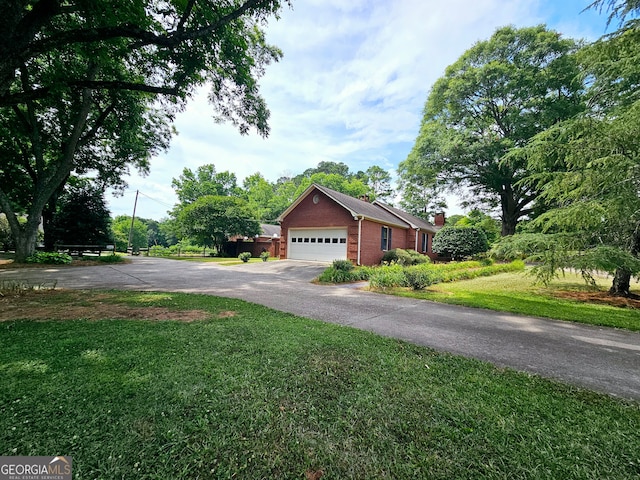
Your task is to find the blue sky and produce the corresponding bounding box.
[107,0,612,220]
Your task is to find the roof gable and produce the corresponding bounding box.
[278,184,409,228]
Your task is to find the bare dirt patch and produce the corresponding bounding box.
[0,290,229,322]
[553,290,640,309]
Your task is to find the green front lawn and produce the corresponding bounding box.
[388,271,640,331]
[1,290,639,479]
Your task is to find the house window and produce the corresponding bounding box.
[339,238,346,244]
[292,238,297,243]
[311,238,316,243]
[381,226,392,251]
[332,238,338,243]
[421,233,428,252]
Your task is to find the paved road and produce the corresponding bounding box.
[3,257,640,401]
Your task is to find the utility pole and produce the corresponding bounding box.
[127,190,139,254]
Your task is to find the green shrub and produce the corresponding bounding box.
[404,266,442,290]
[332,259,354,271]
[149,245,173,257]
[399,249,430,266]
[432,226,489,260]
[381,249,399,265]
[317,265,373,283]
[260,251,271,262]
[90,254,124,264]
[317,268,354,283]
[381,248,429,266]
[369,266,406,289]
[238,252,252,262]
[25,252,72,265]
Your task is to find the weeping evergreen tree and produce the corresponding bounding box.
[512,0,640,296]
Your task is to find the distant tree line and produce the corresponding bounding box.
[25,161,395,255]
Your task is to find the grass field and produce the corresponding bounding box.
[1,290,639,479]
[384,271,640,331]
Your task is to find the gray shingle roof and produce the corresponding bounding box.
[311,185,409,227]
[260,224,281,237]
[372,201,439,233]
[278,184,441,233]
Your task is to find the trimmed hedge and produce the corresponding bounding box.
[319,260,525,290]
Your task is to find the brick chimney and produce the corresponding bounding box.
[434,212,445,227]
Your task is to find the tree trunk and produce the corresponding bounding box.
[14,217,40,262]
[610,221,640,296]
[609,267,631,297]
[500,185,519,236]
[500,202,518,236]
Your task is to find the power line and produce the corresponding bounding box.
[136,190,175,209]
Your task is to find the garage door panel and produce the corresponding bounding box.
[289,228,347,262]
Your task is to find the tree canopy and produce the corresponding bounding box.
[176,195,260,252]
[47,179,113,247]
[0,0,288,261]
[514,3,640,295]
[172,164,240,204]
[400,25,584,235]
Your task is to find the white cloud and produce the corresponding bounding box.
[107,0,608,220]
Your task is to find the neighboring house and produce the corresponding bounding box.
[277,184,443,265]
[226,224,281,258]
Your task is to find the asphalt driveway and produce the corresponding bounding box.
[3,256,640,401]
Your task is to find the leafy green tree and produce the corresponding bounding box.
[139,218,171,247]
[445,215,466,227]
[398,142,449,221]
[158,218,181,247]
[364,166,394,202]
[47,180,113,248]
[270,178,299,218]
[172,164,241,204]
[402,25,584,236]
[176,195,260,252]
[111,215,148,252]
[0,0,287,262]
[242,172,277,222]
[453,210,501,244]
[295,173,372,200]
[519,6,640,296]
[294,161,351,183]
[432,226,489,260]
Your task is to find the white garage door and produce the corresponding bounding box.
[288,228,348,262]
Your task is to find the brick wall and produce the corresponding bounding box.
[280,189,355,260]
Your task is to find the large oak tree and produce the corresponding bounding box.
[0,0,287,261]
[400,25,584,235]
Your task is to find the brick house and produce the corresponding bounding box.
[226,224,280,258]
[277,184,443,265]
